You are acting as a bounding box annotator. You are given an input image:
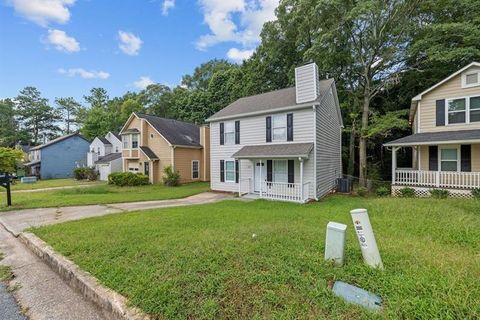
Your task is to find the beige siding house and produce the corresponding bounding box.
[385,62,480,197]
[206,63,343,203]
[120,113,210,184]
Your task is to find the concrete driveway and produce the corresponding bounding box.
[0,192,231,236]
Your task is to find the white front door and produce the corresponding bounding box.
[254,160,266,192]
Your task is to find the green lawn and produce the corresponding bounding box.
[0,182,210,211]
[0,178,103,192]
[31,196,480,319]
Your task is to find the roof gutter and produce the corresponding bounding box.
[206,102,320,122]
[384,138,480,147]
[233,154,310,159]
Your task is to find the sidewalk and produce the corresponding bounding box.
[0,192,231,236]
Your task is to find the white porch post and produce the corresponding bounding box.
[392,147,398,185]
[299,158,304,200]
[259,159,263,198]
[237,159,241,196]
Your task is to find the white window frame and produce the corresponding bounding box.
[462,71,480,88]
[192,160,199,179]
[131,134,139,149]
[224,122,235,145]
[438,145,460,172]
[123,135,130,149]
[224,160,236,182]
[445,95,480,125]
[272,114,287,142]
[273,159,288,183]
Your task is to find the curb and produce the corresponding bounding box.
[18,232,150,320]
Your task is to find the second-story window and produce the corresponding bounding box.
[132,134,139,148]
[470,96,480,122]
[447,98,466,124]
[272,114,287,141]
[224,122,235,144]
[123,135,129,149]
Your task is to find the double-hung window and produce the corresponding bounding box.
[224,122,235,145]
[470,96,480,122]
[123,135,129,149]
[272,114,286,141]
[447,98,466,124]
[440,148,459,172]
[192,160,199,179]
[131,134,139,148]
[273,160,288,183]
[225,160,235,182]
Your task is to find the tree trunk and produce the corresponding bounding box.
[347,121,356,176]
[359,94,370,187]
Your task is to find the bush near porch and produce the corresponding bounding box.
[31,196,480,319]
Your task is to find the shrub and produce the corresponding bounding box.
[376,186,390,197]
[398,187,415,198]
[108,172,149,187]
[162,165,181,186]
[86,168,99,181]
[472,188,480,199]
[430,189,449,199]
[74,167,98,181]
[356,187,368,197]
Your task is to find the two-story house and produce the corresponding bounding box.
[24,132,90,179]
[87,132,123,181]
[120,113,210,184]
[385,62,480,197]
[206,63,343,203]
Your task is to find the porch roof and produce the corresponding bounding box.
[95,153,121,164]
[232,143,314,159]
[384,129,480,147]
[139,146,159,160]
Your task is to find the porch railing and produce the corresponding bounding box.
[394,169,480,189]
[238,179,309,202]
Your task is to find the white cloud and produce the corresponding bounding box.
[46,29,79,52]
[8,0,75,27]
[161,0,175,15]
[133,76,155,89]
[227,47,254,63]
[58,68,110,79]
[196,0,278,51]
[118,31,142,56]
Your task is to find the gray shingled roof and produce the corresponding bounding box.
[95,153,122,164]
[207,79,334,121]
[98,137,112,145]
[232,143,314,158]
[135,113,201,147]
[384,129,480,146]
[140,146,159,160]
[30,132,89,151]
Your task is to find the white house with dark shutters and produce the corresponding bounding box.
[206,63,343,203]
[385,62,480,197]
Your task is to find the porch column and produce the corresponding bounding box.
[259,159,263,198]
[392,147,398,184]
[238,159,241,196]
[299,158,304,200]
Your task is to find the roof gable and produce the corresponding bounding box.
[30,132,89,151]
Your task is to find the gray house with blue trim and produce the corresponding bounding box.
[25,132,90,179]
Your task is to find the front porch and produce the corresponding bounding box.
[233,143,314,203]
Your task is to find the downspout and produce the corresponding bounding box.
[313,105,318,200]
[171,146,176,170]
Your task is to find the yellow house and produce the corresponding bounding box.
[385,62,480,197]
[120,113,210,184]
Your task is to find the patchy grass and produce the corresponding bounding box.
[0,178,103,192]
[31,196,480,319]
[0,253,13,282]
[0,182,210,211]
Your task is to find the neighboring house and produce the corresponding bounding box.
[120,113,210,184]
[206,62,343,203]
[385,62,480,197]
[24,132,90,179]
[87,132,123,181]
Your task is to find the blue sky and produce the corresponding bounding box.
[0,0,277,103]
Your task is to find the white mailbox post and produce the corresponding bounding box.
[350,209,384,270]
[324,222,347,266]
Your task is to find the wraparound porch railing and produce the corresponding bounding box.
[239,178,310,203]
[394,169,480,189]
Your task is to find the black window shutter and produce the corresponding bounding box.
[436,100,445,126]
[235,121,240,144]
[429,146,438,171]
[266,116,272,142]
[461,145,471,172]
[235,160,239,183]
[220,123,224,145]
[287,113,293,141]
[220,160,225,182]
[288,160,294,183]
[266,160,273,182]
